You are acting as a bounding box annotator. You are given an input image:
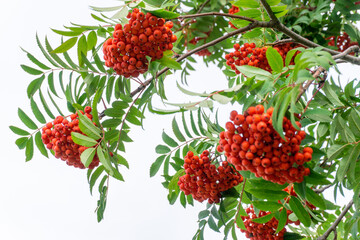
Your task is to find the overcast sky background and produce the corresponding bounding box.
[0,1,358,239]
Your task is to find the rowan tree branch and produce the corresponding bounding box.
[178,12,256,22]
[259,0,280,23]
[197,0,210,13]
[259,0,360,65]
[313,184,332,194]
[317,198,355,240]
[130,20,273,97]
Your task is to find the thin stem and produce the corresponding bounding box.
[197,0,210,13]
[130,20,273,97]
[259,0,279,22]
[317,198,355,240]
[313,184,332,194]
[178,12,256,23]
[234,179,247,224]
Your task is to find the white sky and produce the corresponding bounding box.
[0,1,358,240]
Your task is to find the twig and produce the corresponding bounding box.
[296,66,325,102]
[197,0,210,13]
[259,0,279,23]
[258,0,360,65]
[332,45,360,60]
[317,198,355,240]
[178,12,256,23]
[313,184,332,194]
[130,20,273,97]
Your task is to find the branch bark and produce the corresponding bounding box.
[130,20,273,97]
[178,12,256,22]
[317,198,354,240]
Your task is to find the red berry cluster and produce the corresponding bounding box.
[217,105,312,185]
[229,5,240,29]
[103,8,177,78]
[225,42,300,74]
[41,106,100,169]
[327,32,359,54]
[178,150,243,204]
[189,32,212,57]
[241,205,286,240]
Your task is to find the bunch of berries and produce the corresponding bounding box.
[103,8,177,78]
[178,150,243,204]
[241,205,286,240]
[229,5,240,29]
[217,105,312,185]
[327,32,359,54]
[188,32,212,57]
[41,106,100,169]
[225,42,301,74]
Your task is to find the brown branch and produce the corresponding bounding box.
[259,0,279,23]
[296,66,325,102]
[317,198,354,240]
[130,20,273,97]
[197,0,210,13]
[313,184,332,194]
[178,12,256,23]
[333,45,360,60]
[258,0,360,65]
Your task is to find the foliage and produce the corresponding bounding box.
[10,0,360,239]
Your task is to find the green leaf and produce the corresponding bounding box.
[89,165,105,195]
[276,208,288,234]
[337,143,360,182]
[147,9,180,19]
[97,147,113,174]
[157,56,182,70]
[251,213,275,223]
[236,65,274,81]
[27,74,45,98]
[172,117,186,142]
[288,196,311,227]
[126,114,142,126]
[18,108,38,130]
[87,31,97,51]
[155,145,171,154]
[78,111,101,140]
[236,211,246,230]
[25,136,34,161]
[51,28,83,36]
[283,232,305,240]
[52,37,78,53]
[305,187,326,210]
[302,108,332,122]
[198,210,210,219]
[39,90,55,119]
[349,109,360,137]
[21,65,43,75]
[150,155,166,177]
[252,201,282,212]
[16,137,28,150]
[35,131,48,158]
[233,0,260,8]
[323,82,344,107]
[208,216,220,232]
[30,98,46,124]
[266,47,284,73]
[21,48,51,70]
[327,144,348,162]
[168,169,184,192]
[212,94,233,104]
[9,126,30,136]
[81,147,97,168]
[71,132,98,147]
[246,188,288,201]
[36,33,59,67]
[285,49,298,66]
[162,131,178,147]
